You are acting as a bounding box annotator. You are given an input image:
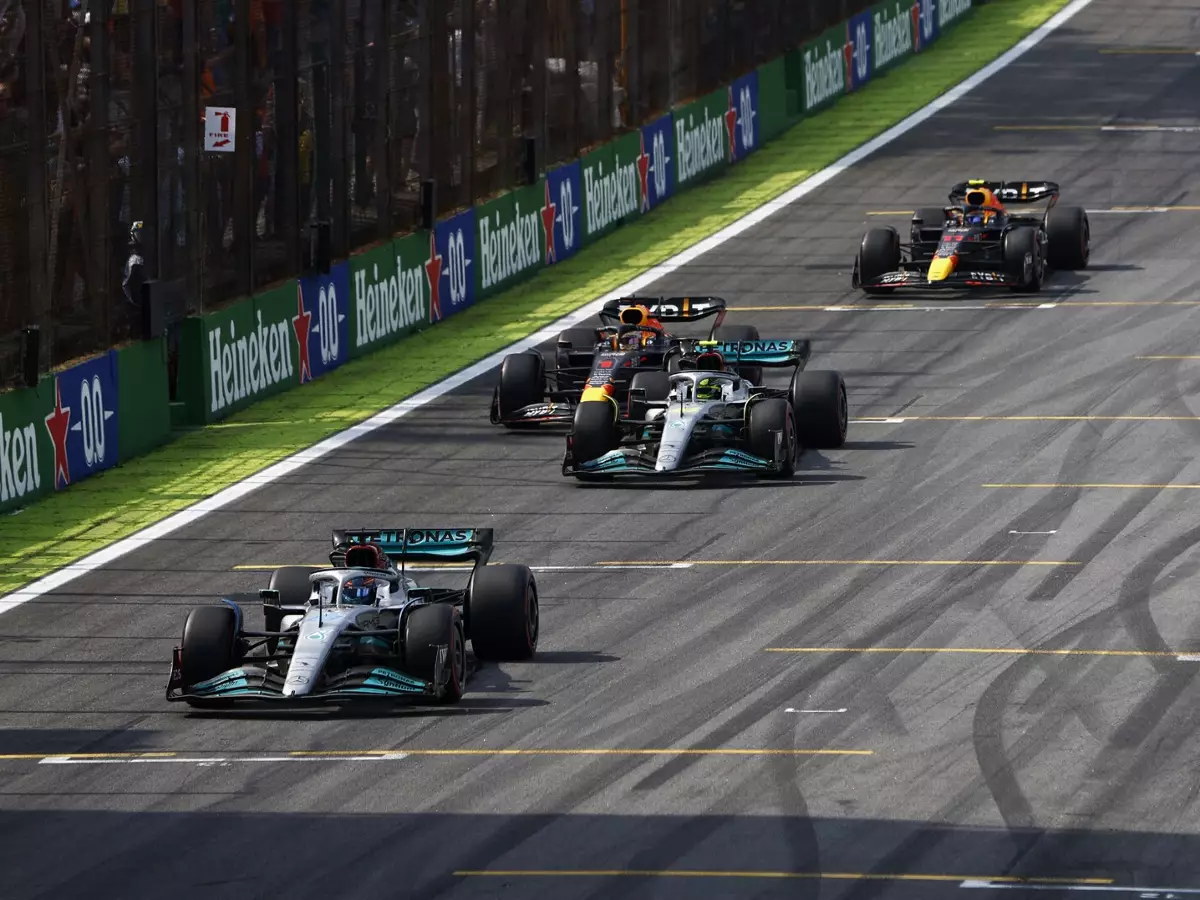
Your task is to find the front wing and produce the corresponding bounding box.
[489,393,576,426]
[563,445,781,478]
[166,655,452,704]
[856,267,1019,291]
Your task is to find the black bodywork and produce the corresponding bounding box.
[489,295,730,427]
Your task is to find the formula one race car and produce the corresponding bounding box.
[562,338,847,479]
[166,528,538,707]
[489,296,769,428]
[852,180,1090,294]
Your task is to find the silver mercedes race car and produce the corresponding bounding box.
[562,338,847,479]
[166,528,538,708]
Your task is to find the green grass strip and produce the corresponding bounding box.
[0,0,1075,593]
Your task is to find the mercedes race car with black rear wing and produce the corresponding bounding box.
[166,528,539,708]
[852,179,1091,294]
[562,338,848,479]
[489,296,773,428]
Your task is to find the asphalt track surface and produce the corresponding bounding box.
[5,3,1200,898]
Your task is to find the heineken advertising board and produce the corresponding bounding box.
[349,233,432,353]
[431,208,476,323]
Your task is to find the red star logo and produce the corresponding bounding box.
[292,285,313,384]
[725,87,739,162]
[424,232,443,323]
[540,180,558,265]
[636,132,651,212]
[911,4,922,52]
[44,378,71,490]
[844,41,855,91]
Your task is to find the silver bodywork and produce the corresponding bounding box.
[643,371,756,473]
[278,568,421,697]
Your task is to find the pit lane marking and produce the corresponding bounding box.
[731,301,1200,312]
[961,880,1200,894]
[453,870,1111,887]
[854,416,1200,422]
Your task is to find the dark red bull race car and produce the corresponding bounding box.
[851,180,1091,294]
[489,296,768,429]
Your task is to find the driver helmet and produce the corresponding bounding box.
[342,575,381,605]
[695,377,723,401]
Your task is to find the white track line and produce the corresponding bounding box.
[0,0,1098,615]
[961,879,1200,894]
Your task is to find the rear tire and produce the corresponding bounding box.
[180,605,241,707]
[713,324,762,384]
[570,399,620,469]
[1003,226,1044,293]
[1045,205,1090,270]
[747,398,797,478]
[857,228,902,295]
[468,565,539,661]
[496,353,545,428]
[911,207,947,260]
[265,566,312,653]
[404,604,464,704]
[556,327,602,392]
[627,371,671,425]
[790,370,848,449]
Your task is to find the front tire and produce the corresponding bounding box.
[627,371,671,425]
[496,352,545,427]
[405,604,465,704]
[1004,227,1044,293]
[857,228,902,295]
[180,605,242,707]
[790,370,848,449]
[748,398,797,478]
[467,565,539,661]
[570,399,620,468]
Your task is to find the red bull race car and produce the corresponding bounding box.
[851,180,1091,294]
[489,296,768,428]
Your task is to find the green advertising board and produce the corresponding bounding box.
[475,179,548,300]
[0,376,52,513]
[580,135,644,247]
[800,23,848,115]
[872,0,916,77]
[116,338,171,461]
[673,87,729,192]
[349,234,430,359]
[756,57,791,142]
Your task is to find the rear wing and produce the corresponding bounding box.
[948,180,1060,206]
[329,528,495,568]
[684,338,812,369]
[600,296,727,326]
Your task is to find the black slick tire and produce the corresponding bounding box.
[857,228,902,295]
[1003,226,1044,293]
[404,604,464,704]
[713,324,762,384]
[467,564,539,661]
[1044,205,1090,270]
[570,399,620,471]
[265,566,312,653]
[789,370,848,449]
[627,371,671,425]
[180,605,241,707]
[747,398,797,478]
[496,352,545,428]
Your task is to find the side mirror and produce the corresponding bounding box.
[259,589,280,607]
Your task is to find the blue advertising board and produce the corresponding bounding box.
[728,72,759,163]
[915,0,938,49]
[45,350,119,491]
[296,260,351,382]
[432,207,477,323]
[640,113,674,210]
[846,9,873,92]
[544,161,583,265]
